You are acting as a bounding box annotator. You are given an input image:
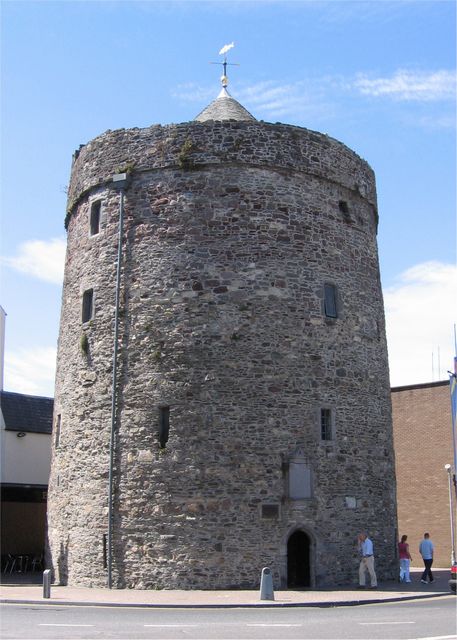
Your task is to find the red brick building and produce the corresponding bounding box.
[392,380,454,568]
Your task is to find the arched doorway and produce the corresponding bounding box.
[287,530,311,588]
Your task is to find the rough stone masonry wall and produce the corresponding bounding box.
[47,120,397,589]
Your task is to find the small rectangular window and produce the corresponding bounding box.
[320,408,333,441]
[54,414,61,448]
[90,201,101,236]
[82,289,94,323]
[158,406,170,448]
[324,283,337,318]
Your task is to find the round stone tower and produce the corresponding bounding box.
[47,82,397,589]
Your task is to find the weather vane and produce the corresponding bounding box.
[210,42,239,88]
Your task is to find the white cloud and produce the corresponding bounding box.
[4,346,57,397]
[305,0,414,25]
[384,261,457,387]
[176,77,337,122]
[353,69,456,102]
[2,237,66,285]
[408,114,456,130]
[172,82,216,104]
[237,80,323,118]
[174,68,455,125]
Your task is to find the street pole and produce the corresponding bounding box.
[445,464,456,565]
[107,173,130,589]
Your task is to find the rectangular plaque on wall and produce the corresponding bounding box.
[289,461,312,499]
[261,504,280,519]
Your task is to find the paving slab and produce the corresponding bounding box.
[0,570,452,609]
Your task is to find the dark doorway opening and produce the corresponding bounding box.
[287,530,311,588]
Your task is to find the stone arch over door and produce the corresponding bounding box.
[280,525,315,589]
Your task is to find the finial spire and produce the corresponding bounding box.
[210,42,239,89]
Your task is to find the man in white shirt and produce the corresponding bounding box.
[357,532,378,589]
[419,532,434,584]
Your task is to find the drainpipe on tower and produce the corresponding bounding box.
[107,172,130,589]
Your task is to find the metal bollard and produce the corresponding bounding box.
[43,569,51,599]
[259,566,274,601]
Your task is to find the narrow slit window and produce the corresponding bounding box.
[338,200,349,214]
[324,283,337,318]
[339,200,353,223]
[82,289,94,323]
[90,201,101,236]
[320,408,333,441]
[54,414,61,448]
[158,406,170,449]
[102,534,107,568]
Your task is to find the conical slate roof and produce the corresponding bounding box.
[194,87,256,122]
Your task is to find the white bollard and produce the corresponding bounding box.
[259,566,274,600]
[43,569,51,599]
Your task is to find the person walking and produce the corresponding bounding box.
[419,532,434,584]
[398,534,412,583]
[357,532,377,589]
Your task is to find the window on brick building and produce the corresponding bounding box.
[324,283,338,318]
[90,201,101,236]
[82,289,94,323]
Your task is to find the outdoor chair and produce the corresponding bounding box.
[31,554,43,572]
[3,554,17,574]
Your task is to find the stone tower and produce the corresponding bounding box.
[47,77,397,589]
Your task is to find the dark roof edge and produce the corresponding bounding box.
[4,425,52,433]
[1,483,48,490]
[1,390,54,401]
[391,379,449,393]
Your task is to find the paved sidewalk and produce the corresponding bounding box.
[0,570,452,608]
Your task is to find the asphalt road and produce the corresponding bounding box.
[1,597,455,640]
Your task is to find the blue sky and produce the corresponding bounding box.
[1,0,456,397]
